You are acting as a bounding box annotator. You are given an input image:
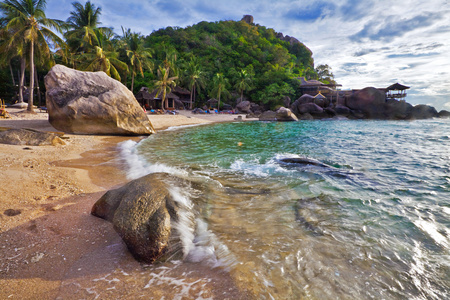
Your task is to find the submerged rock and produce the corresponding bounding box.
[410,104,439,119]
[259,110,277,121]
[92,173,183,263]
[45,64,155,135]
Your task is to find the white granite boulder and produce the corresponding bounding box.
[45,65,155,135]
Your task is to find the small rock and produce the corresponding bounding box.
[4,209,21,216]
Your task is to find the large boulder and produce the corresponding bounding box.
[259,110,277,121]
[334,105,351,116]
[91,173,182,263]
[0,128,65,146]
[45,65,155,135]
[410,105,439,119]
[276,107,298,121]
[346,87,386,118]
[298,103,324,115]
[384,99,413,120]
[438,110,450,118]
[236,100,252,114]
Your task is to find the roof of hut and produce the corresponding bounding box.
[298,77,325,87]
[386,83,410,91]
[172,86,191,95]
[135,87,153,101]
[314,92,326,99]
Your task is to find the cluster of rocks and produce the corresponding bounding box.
[237,87,449,122]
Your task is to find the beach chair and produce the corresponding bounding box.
[0,99,10,119]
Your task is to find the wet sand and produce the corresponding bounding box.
[0,108,254,299]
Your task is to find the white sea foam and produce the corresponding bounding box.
[414,219,449,249]
[118,140,187,180]
[229,153,301,177]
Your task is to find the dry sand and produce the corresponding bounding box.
[0,108,252,299]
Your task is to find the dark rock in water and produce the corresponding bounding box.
[298,103,324,115]
[276,107,298,121]
[324,107,337,117]
[294,200,323,236]
[349,109,366,119]
[438,110,450,118]
[346,87,385,118]
[92,173,183,263]
[384,99,413,120]
[299,113,314,120]
[334,105,351,116]
[279,157,330,168]
[0,128,65,146]
[411,104,439,119]
[259,110,277,121]
[45,64,155,135]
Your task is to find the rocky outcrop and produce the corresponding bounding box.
[298,103,324,115]
[276,107,298,121]
[438,110,450,118]
[0,128,65,146]
[45,65,155,135]
[259,110,277,121]
[346,87,385,118]
[236,100,252,114]
[241,15,254,24]
[91,173,182,263]
[410,105,439,119]
[384,99,413,120]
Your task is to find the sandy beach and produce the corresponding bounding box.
[0,108,252,299]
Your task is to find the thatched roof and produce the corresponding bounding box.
[135,87,153,101]
[386,83,410,91]
[147,89,180,100]
[172,86,190,95]
[298,77,325,87]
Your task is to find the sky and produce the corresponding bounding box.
[45,0,450,111]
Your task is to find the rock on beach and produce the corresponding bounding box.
[45,65,155,135]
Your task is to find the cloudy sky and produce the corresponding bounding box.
[45,0,450,110]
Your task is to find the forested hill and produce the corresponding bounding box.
[142,15,318,108]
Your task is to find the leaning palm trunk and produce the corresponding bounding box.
[27,42,34,112]
[34,65,41,107]
[18,57,26,103]
[131,72,135,93]
[189,84,193,110]
[9,62,16,86]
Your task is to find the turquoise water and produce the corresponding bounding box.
[122,119,450,299]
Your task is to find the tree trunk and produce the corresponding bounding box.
[189,84,193,110]
[28,42,35,112]
[9,62,16,86]
[218,93,221,112]
[18,57,26,103]
[34,65,41,107]
[240,90,243,103]
[131,72,135,93]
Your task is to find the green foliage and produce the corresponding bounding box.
[315,64,336,85]
[144,19,317,108]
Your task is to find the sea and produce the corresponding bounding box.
[92,119,450,299]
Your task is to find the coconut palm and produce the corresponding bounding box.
[184,59,205,109]
[76,28,128,81]
[234,69,252,103]
[124,32,153,92]
[211,73,230,112]
[154,66,177,110]
[0,0,65,112]
[65,0,107,52]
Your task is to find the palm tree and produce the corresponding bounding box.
[0,0,65,112]
[124,32,153,92]
[76,28,128,81]
[184,59,205,109]
[154,66,177,110]
[234,69,252,103]
[211,73,230,112]
[65,0,105,52]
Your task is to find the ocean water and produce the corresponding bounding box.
[119,119,450,299]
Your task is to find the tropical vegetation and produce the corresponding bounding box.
[0,0,336,111]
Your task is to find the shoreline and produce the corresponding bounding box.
[0,108,249,299]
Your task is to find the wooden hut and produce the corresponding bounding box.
[135,87,183,110]
[385,83,410,101]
